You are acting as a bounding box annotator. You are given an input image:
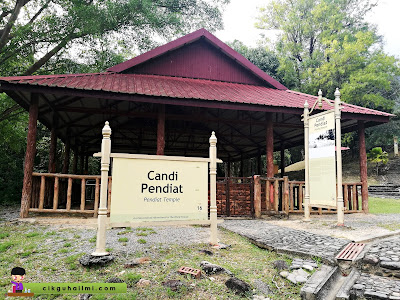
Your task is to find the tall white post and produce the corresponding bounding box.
[92,121,112,256]
[335,89,344,226]
[209,131,218,245]
[394,136,399,157]
[303,100,311,221]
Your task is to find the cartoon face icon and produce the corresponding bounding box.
[12,275,24,283]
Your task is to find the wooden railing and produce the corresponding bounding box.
[255,177,365,215]
[30,173,112,216]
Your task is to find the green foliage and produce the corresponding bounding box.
[257,0,400,111]
[124,272,142,287]
[367,147,388,175]
[137,239,147,244]
[118,237,128,242]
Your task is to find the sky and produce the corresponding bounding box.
[215,0,400,58]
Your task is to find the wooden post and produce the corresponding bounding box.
[240,155,244,177]
[394,136,399,157]
[227,161,231,177]
[254,175,261,218]
[266,113,274,178]
[358,120,369,213]
[84,155,89,174]
[209,131,218,245]
[257,153,261,175]
[80,152,84,175]
[48,117,57,173]
[20,94,39,218]
[62,137,70,174]
[156,104,165,155]
[283,176,289,215]
[280,144,285,178]
[92,121,111,256]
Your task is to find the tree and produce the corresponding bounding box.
[228,40,282,82]
[0,0,227,77]
[367,147,388,175]
[256,0,400,111]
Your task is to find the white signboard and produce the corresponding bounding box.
[309,110,336,207]
[110,157,208,224]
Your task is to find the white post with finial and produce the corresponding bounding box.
[303,99,311,221]
[92,121,112,256]
[209,131,218,245]
[335,88,344,226]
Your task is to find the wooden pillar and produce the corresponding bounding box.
[156,104,165,155]
[227,161,231,177]
[257,152,261,175]
[20,94,39,218]
[280,144,285,178]
[48,116,57,173]
[72,148,78,174]
[254,175,261,218]
[358,121,369,213]
[266,113,274,178]
[62,137,70,174]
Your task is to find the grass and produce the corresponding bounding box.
[369,197,400,214]
[118,237,129,243]
[0,221,303,299]
[137,239,147,244]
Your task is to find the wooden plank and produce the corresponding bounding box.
[95,153,222,163]
[254,176,261,218]
[283,176,289,215]
[289,182,294,211]
[299,184,303,212]
[343,184,348,210]
[348,185,352,210]
[93,178,100,217]
[28,208,94,214]
[352,184,358,211]
[39,176,45,209]
[53,176,59,210]
[80,178,86,211]
[274,179,279,211]
[266,180,270,211]
[66,178,72,211]
[33,172,101,179]
[226,178,230,216]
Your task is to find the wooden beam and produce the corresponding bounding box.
[280,144,285,178]
[157,104,165,155]
[20,94,39,218]
[358,121,369,213]
[62,129,70,173]
[48,114,58,173]
[266,113,274,178]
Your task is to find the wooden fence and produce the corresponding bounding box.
[29,173,112,216]
[29,173,365,217]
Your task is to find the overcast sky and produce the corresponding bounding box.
[215,0,400,58]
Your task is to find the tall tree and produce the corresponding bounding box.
[0,0,227,77]
[257,0,400,111]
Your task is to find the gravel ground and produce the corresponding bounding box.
[265,213,400,242]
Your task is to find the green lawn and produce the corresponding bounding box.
[368,197,400,214]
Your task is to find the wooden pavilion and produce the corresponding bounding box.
[0,29,393,218]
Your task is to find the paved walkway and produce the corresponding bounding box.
[220,219,350,263]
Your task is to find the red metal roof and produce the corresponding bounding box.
[107,28,287,90]
[0,73,393,117]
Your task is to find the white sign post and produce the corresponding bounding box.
[303,88,344,226]
[92,123,222,255]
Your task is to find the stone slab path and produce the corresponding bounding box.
[350,273,400,299]
[220,220,350,264]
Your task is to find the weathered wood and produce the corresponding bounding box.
[352,184,358,211]
[80,178,86,210]
[66,178,72,211]
[274,179,279,211]
[28,208,94,214]
[39,176,45,209]
[254,176,261,218]
[299,184,303,212]
[94,178,100,217]
[265,180,270,211]
[226,177,231,216]
[283,176,289,215]
[32,172,101,179]
[266,113,274,178]
[157,104,165,155]
[53,176,59,209]
[343,184,348,209]
[289,182,294,211]
[358,121,369,213]
[20,94,39,218]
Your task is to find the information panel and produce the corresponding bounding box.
[110,157,208,223]
[309,110,336,207]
